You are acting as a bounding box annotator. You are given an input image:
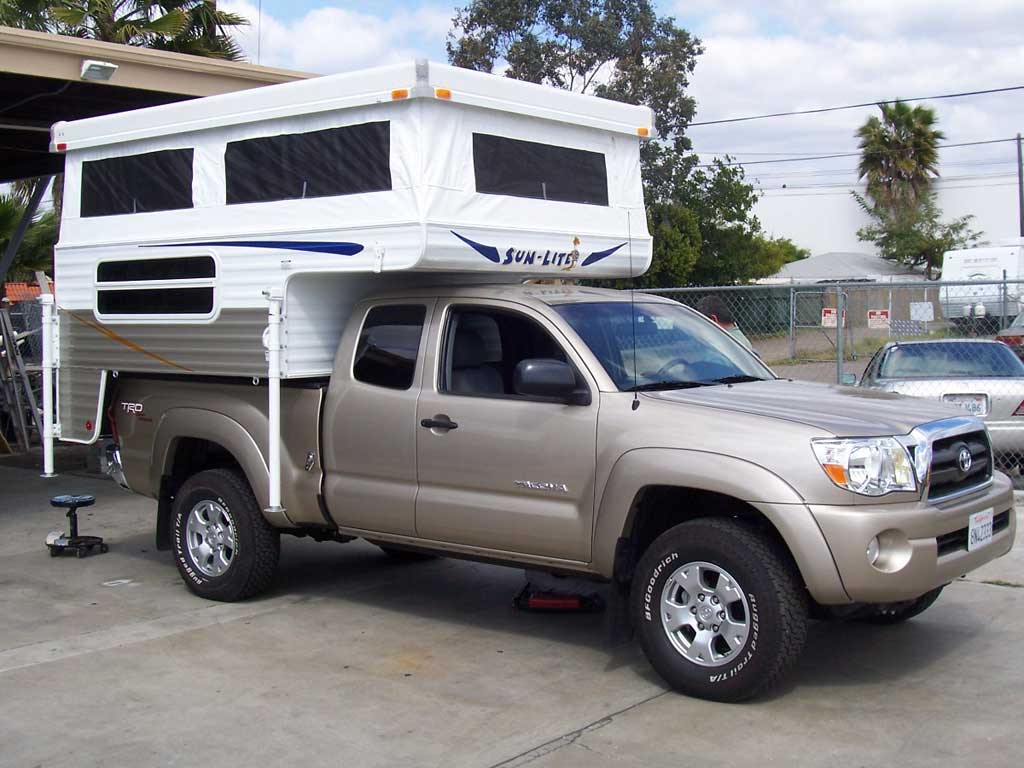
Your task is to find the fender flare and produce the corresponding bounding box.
[592,448,849,604]
[151,407,272,513]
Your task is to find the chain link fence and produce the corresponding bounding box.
[645,279,1024,479]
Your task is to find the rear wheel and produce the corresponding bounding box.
[860,586,944,625]
[631,518,807,702]
[172,469,279,602]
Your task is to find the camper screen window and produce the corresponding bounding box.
[225,122,392,204]
[353,305,426,390]
[472,134,609,206]
[81,149,194,217]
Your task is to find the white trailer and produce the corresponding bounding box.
[45,59,654,496]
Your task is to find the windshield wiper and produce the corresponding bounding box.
[711,375,768,384]
[627,380,713,392]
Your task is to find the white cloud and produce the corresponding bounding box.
[221,1,452,74]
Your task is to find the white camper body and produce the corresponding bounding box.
[48,60,654,451]
[940,243,1024,321]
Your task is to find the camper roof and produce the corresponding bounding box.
[52,59,656,152]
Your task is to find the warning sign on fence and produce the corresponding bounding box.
[867,309,890,330]
[821,307,845,328]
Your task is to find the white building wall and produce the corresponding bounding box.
[755,177,1021,256]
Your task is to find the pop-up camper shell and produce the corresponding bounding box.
[44,59,654,502]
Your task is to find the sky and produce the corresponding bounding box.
[218,0,1024,251]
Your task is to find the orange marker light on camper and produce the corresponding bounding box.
[637,127,650,137]
[391,88,409,100]
[435,87,452,100]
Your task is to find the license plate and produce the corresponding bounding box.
[968,508,994,551]
[942,393,988,417]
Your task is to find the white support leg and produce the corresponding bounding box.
[264,289,285,514]
[39,293,56,477]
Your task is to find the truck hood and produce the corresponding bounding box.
[646,379,967,437]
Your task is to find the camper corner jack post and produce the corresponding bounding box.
[39,293,56,477]
[264,288,285,516]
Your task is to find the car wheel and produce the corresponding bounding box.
[631,518,807,702]
[172,468,279,602]
[860,586,944,625]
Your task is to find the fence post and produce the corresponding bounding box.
[1002,270,1008,331]
[835,286,845,384]
[788,285,796,360]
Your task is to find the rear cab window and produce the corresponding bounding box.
[353,304,427,389]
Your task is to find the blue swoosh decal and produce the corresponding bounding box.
[146,240,365,256]
[450,231,500,263]
[581,242,627,267]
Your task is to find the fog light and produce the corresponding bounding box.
[866,536,880,565]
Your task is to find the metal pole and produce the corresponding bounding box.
[40,293,56,477]
[788,285,796,359]
[0,176,51,287]
[836,287,845,384]
[1002,270,1008,331]
[264,289,285,516]
[1017,133,1023,238]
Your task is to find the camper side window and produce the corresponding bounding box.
[95,255,216,320]
[225,122,392,205]
[81,149,194,217]
[472,134,608,206]
[353,305,427,390]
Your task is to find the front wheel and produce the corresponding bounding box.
[172,469,280,602]
[631,518,807,702]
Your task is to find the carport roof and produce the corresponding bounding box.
[0,26,311,183]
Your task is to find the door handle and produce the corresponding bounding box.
[421,416,458,431]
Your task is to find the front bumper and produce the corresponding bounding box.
[809,472,1016,603]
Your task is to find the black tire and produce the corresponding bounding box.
[631,518,807,702]
[377,545,438,562]
[860,586,944,625]
[172,469,280,602]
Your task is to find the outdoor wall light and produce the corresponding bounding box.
[79,60,118,82]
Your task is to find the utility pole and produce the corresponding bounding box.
[1017,133,1024,238]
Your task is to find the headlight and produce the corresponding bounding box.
[811,437,917,496]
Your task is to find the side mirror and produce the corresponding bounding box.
[840,372,858,386]
[514,359,589,404]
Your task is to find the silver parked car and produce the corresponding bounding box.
[859,339,1024,468]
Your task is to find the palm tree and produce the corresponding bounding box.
[150,1,247,61]
[49,1,189,46]
[856,101,945,217]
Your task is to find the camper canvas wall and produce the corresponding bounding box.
[49,60,653,443]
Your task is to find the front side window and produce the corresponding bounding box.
[554,301,772,391]
[81,148,194,217]
[442,307,571,398]
[226,122,392,205]
[353,305,426,390]
[472,134,608,206]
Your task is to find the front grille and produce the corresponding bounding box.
[936,510,1011,557]
[928,430,992,501]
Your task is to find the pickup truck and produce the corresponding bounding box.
[107,283,1017,701]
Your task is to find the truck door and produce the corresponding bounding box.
[321,300,435,536]
[415,301,598,562]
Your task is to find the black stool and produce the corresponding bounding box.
[47,494,108,558]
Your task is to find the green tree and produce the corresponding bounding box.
[0,0,52,30]
[150,1,247,60]
[49,1,189,46]
[0,196,57,285]
[854,102,979,278]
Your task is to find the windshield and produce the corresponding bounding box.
[879,342,1024,379]
[554,301,772,391]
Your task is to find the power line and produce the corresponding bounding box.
[696,137,1017,169]
[756,171,1016,191]
[749,158,1017,181]
[759,181,1019,198]
[689,85,1024,127]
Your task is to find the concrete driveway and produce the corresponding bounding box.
[1,460,1022,768]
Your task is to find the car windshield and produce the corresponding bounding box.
[553,301,772,391]
[879,342,1024,379]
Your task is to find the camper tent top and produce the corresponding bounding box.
[45,59,653,466]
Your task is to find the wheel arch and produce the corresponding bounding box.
[593,448,850,605]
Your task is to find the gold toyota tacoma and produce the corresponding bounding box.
[107,285,1016,701]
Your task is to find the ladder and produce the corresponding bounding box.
[0,306,43,453]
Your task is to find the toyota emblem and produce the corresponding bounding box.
[958,447,973,473]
